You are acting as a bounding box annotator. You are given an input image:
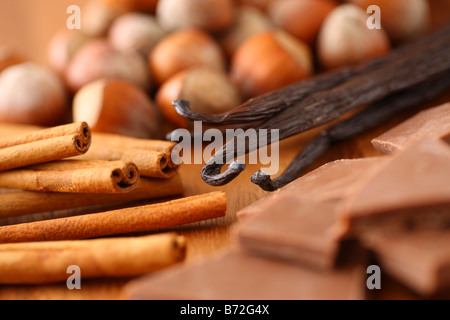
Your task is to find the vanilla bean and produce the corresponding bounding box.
[252,72,450,191]
[192,25,450,186]
[174,24,450,127]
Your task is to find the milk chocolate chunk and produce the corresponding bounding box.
[372,103,450,155]
[236,196,340,270]
[362,230,450,296]
[237,157,388,219]
[124,248,367,300]
[338,139,450,238]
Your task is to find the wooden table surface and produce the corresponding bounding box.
[0,91,449,300]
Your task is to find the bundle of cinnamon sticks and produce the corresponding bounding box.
[0,122,228,284]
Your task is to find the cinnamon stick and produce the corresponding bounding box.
[0,174,184,219]
[0,233,186,284]
[0,160,139,194]
[0,191,227,243]
[78,145,175,179]
[0,122,91,172]
[0,123,179,178]
[0,122,90,148]
[82,132,179,176]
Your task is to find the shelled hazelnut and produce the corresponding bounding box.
[108,12,167,57]
[156,0,236,33]
[73,78,162,139]
[156,67,242,128]
[47,29,94,76]
[0,62,68,126]
[346,0,430,43]
[0,46,26,74]
[317,4,391,70]
[231,30,313,99]
[66,39,151,93]
[268,0,338,45]
[149,28,226,86]
[218,5,275,58]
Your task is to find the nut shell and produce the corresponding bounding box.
[73,79,162,139]
[156,67,241,128]
[156,0,236,32]
[268,0,338,45]
[0,62,67,126]
[231,30,313,99]
[149,29,226,86]
[317,4,391,70]
[66,39,151,93]
[346,0,430,43]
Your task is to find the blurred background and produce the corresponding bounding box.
[1,0,449,66]
[0,0,449,137]
[0,0,88,64]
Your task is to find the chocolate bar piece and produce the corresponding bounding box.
[236,196,340,270]
[124,248,367,300]
[372,103,450,154]
[362,230,450,296]
[337,139,450,238]
[238,157,388,220]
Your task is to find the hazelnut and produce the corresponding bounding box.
[156,0,236,33]
[268,0,338,45]
[317,4,391,70]
[237,0,270,11]
[218,5,274,58]
[0,62,68,126]
[231,30,313,99]
[0,46,26,74]
[346,0,430,43]
[156,67,242,128]
[81,0,122,37]
[73,79,162,139]
[66,39,151,93]
[149,28,226,86]
[47,29,94,76]
[98,0,159,13]
[109,12,166,57]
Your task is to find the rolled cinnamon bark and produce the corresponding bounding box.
[78,145,175,179]
[0,122,91,148]
[0,233,186,284]
[0,174,184,219]
[0,191,227,243]
[94,132,177,161]
[0,160,139,194]
[0,122,179,178]
[0,133,91,172]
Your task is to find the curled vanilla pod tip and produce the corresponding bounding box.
[173,24,450,189]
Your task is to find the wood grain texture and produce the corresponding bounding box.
[1,93,449,299]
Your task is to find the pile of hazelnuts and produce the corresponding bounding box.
[0,0,432,139]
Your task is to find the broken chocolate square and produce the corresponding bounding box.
[124,248,367,300]
[337,138,450,238]
[372,103,450,154]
